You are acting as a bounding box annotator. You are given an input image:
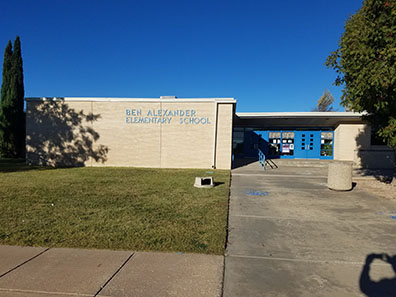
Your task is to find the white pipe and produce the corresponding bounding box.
[212,102,219,169]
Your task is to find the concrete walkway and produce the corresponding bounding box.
[223,162,396,297]
[0,246,223,297]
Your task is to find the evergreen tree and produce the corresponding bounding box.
[0,41,13,108]
[0,36,25,157]
[0,41,14,157]
[12,36,25,157]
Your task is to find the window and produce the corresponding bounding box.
[269,132,281,156]
[233,128,244,155]
[320,132,333,156]
[281,132,294,156]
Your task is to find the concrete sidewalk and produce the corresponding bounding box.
[0,246,223,297]
[224,162,396,297]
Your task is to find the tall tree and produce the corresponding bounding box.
[12,36,25,157]
[0,36,25,157]
[0,41,13,109]
[0,41,14,157]
[312,89,335,111]
[326,0,396,151]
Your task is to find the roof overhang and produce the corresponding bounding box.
[234,112,365,128]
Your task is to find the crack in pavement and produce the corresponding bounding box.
[0,247,50,279]
[93,252,135,297]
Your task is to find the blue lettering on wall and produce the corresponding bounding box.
[179,117,211,125]
[126,109,142,116]
[125,108,210,125]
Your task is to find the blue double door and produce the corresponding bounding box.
[294,131,320,159]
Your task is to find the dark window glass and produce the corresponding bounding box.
[233,129,244,155]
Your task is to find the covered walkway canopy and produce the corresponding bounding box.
[234,112,364,129]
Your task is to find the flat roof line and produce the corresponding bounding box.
[25,97,237,103]
[236,112,364,118]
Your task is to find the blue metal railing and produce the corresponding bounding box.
[258,148,266,170]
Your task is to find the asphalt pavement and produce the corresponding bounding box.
[223,162,396,297]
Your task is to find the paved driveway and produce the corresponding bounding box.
[223,164,396,297]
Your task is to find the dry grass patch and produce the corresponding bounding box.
[0,159,230,254]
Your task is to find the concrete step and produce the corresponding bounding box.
[232,158,394,181]
[264,158,332,168]
[233,158,331,169]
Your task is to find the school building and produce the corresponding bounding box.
[25,96,394,170]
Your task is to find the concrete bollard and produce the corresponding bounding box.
[328,161,353,191]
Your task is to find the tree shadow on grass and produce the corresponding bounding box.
[25,100,108,168]
[0,158,50,173]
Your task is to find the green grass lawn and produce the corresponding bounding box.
[0,159,230,254]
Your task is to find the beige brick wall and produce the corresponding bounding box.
[160,102,215,168]
[355,148,394,169]
[334,123,394,169]
[26,98,235,169]
[26,101,94,167]
[334,124,368,161]
[92,101,161,167]
[215,104,234,169]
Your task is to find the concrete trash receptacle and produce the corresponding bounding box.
[194,177,214,188]
[328,161,353,191]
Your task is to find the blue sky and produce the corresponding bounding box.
[1,0,363,112]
